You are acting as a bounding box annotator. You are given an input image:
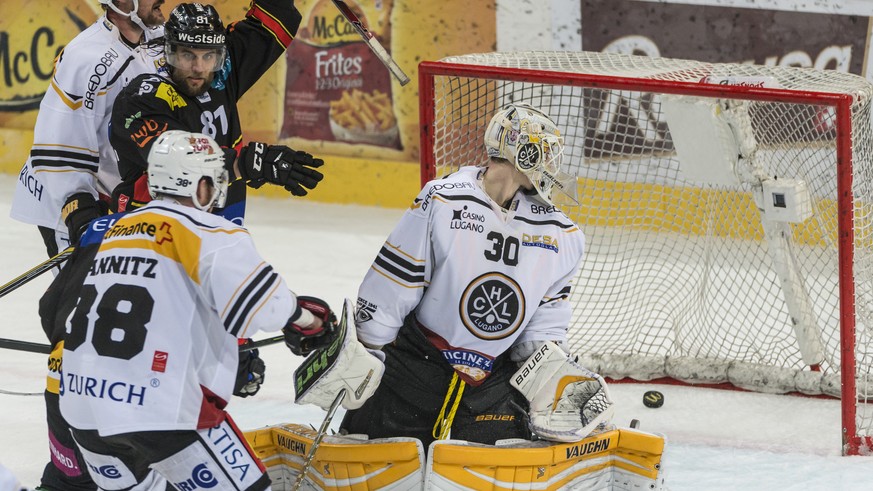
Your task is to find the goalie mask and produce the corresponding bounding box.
[164,3,227,72]
[147,130,228,211]
[484,104,577,204]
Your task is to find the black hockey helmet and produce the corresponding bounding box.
[164,3,227,71]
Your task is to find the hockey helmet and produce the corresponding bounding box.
[484,104,576,204]
[147,130,228,211]
[164,3,227,71]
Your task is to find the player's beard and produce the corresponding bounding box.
[170,67,215,97]
[138,0,166,28]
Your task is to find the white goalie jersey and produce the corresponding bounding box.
[10,16,166,232]
[58,201,296,436]
[355,166,585,385]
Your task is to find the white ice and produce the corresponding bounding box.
[0,173,871,490]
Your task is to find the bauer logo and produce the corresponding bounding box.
[459,272,525,340]
[174,463,219,490]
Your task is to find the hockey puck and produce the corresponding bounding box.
[643,390,664,408]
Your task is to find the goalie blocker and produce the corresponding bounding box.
[294,298,385,411]
[512,341,615,442]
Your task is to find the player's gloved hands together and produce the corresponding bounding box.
[234,348,266,397]
[283,296,338,355]
[239,141,324,196]
[62,193,108,244]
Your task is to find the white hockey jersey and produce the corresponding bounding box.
[354,166,585,385]
[10,16,166,232]
[58,201,297,436]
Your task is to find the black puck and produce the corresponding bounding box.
[643,390,664,408]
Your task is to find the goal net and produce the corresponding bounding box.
[418,51,873,455]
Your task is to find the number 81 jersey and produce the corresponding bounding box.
[354,166,585,385]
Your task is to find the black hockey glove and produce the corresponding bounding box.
[283,296,338,356]
[239,141,324,196]
[61,193,107,244]
[234,348,266,398]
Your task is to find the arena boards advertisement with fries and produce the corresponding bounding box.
[281,0,401,150]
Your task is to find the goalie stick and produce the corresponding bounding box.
[293,387,347,491]
[330,0,410,86]
[0,333,286,355]
[0,246,74,299]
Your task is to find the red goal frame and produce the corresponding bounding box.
[417,59,867,455]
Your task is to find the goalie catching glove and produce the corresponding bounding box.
[511,341,615,442]
[239,141,324,196]
[283,296,339,356]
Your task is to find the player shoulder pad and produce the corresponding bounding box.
[127,75,188,111]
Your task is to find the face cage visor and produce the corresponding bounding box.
[165,42,227,72]
[514,133,577,205]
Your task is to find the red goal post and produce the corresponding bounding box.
[418,51,873,455]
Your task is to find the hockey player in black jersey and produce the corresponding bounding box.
[110,1,324,224]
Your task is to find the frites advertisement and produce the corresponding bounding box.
[282,0,400,150]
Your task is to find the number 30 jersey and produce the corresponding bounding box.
[354,166,585,385]
[49,201,296,436]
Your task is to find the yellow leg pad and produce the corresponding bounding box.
[245,423,425,491]
[425,427,666,491]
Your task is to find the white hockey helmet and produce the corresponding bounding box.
[99,0,148,33]
[147,130,228,211]
[484,104,576,204]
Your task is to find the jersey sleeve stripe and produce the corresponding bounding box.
[31,149,99,161]
[31,159,99,173]
[539,286,572,305]
[247,5,294,47]
[236,279,283,339]
[229,271,279,337]
[50,78,83,110]
[378,246,426,273]
[225,266,280,336]
[373,255,426,284]
[370,265,428,289]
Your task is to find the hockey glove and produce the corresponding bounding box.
[239,142,324,196]
[234,348,266,398]
[283,296,338,356]
[511,341,615,442]
[62,193,107,244]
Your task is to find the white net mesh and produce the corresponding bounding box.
[422,50,873,453]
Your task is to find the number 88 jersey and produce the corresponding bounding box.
[50,201,295,435]
[354,166,585,386]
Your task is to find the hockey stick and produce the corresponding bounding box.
[239,334,285,352]
[0,338,52,355]
[330,0,410,86]
[292,387,347,491]
[0,247,74,299]
[1,334,285,355]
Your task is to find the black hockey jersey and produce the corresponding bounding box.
[110,0,302,223]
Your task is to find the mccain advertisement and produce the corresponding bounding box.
[581,0,868,76]
[0,2,99,129]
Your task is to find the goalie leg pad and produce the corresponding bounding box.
[511,341,615,442]
[425,428,666,490]
[246,423,425,490]
[295,299,385,411]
